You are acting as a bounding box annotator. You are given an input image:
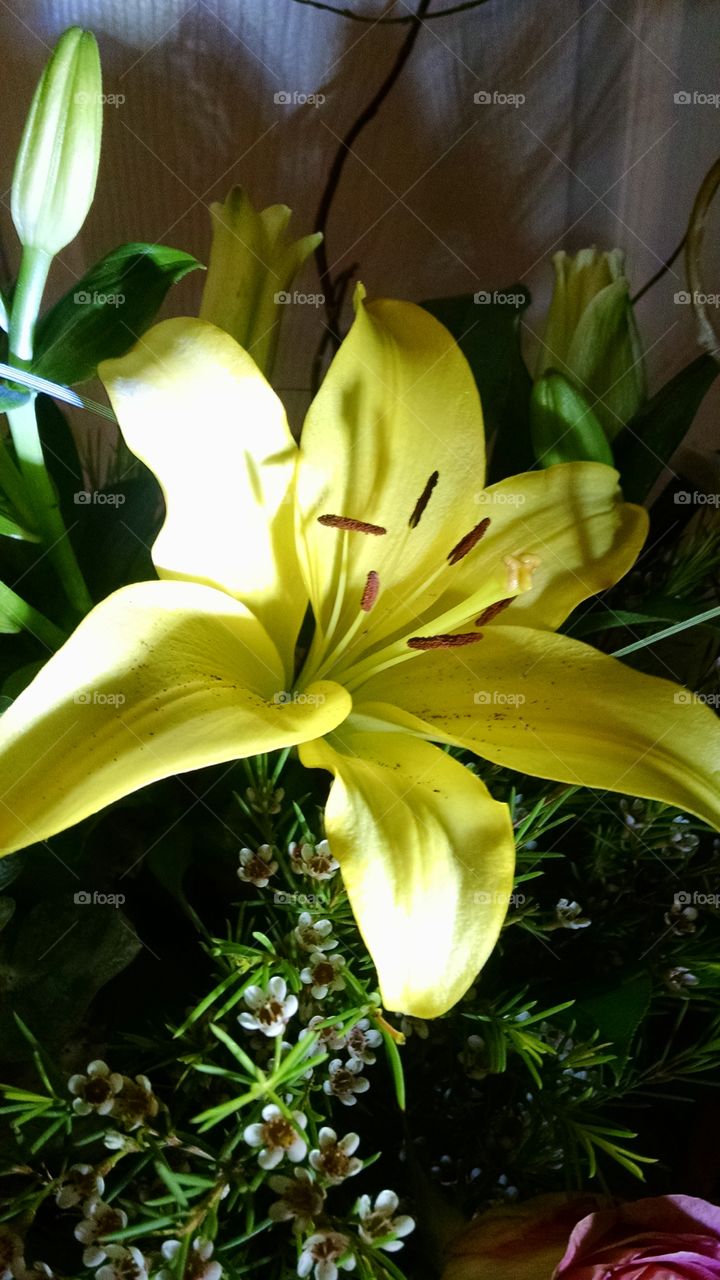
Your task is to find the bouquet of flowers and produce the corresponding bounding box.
[0,26,719,1280]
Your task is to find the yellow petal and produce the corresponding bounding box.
[0,580,350,857]
[296,291,487,671]
[99,317,305,677]
[200,187,321,378]
[430,462,648,632]
[357,627,720,830]
[443,1195,604,1280]
[300,727,514,1017]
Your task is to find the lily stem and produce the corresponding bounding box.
[6,246,92,618]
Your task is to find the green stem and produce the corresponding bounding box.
[0,580,67,650]
[0,430,35,528]
[6,245,92,617]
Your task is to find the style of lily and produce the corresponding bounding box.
[1,290,719,1017]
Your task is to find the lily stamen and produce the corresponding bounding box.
[407,632,486,650]
[361,571,380,613]
[447,518,491,565]
[475,597,514,627]
[409,470,439,528]
[318,514,387,536]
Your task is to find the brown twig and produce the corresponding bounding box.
[311,0,432,391]
[631,232,687,305]
[291,0,493,21]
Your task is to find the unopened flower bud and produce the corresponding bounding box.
[535,248,645,439]
[12,27,102,257]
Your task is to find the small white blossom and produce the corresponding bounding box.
[345,1019,381,1068]
[289,839,339,881]
[238,845,278,888]
[55,1163,104,1210]
[294,913,338,953]
[246,783,284,815]
[243,1104,308,1169]
[309,1129,362,1185]
[300,952,346,1000]
[74,1201,128,1267]
[554,899,591,929]
[665,965,700,993]
[112,1074,159,1131]
[356,1189,415,1252]
[158,1237,221,1280]
[102,1131,134,1152]
[297,1231,355,1280]
[324,1059,370,1106]
[95,1245,148,1280]
[268,1167,326,1233]
[68,1060,123,1116]
[398,1015,429,1040]
[15,1265,55,1279]
[304,1017,346,1052]
[238,977,298,1037]
[460,1034,489,1081]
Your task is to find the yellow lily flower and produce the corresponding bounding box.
[1,292,719,1018]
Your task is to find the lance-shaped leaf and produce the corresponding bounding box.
[33,243,203,385]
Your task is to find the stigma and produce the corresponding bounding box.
[504,554,541,593]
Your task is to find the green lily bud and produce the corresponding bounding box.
[531,371,614,468]
[535,248,645,440]
[200,186,322,378]
[12,27,102,258]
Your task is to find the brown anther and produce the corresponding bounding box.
[361,570,380,612]
[475,597,514,627]
[409,470,439,528]
[447,517,491,565]
[318,514,386,536]
[407,632,486,650]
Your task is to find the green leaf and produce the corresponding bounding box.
[614,354,719,502]
[612,603,720,657]
[568,597,720,639]
[0,493,40,543]
[422,287,534,481]
[32,242,204,385]
[570,971,652,1071]
[0,854,24,892]
[0,898,15,933]
[0,896,141,1062]
[530,371,614,466]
